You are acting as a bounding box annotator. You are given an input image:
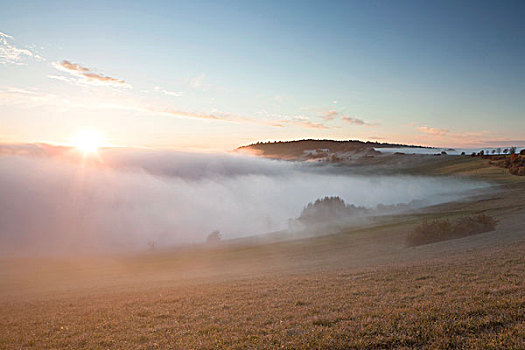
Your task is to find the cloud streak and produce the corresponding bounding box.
[154,86,183,97]
[0,86,330,130]
[319,110,371,126]
[52,60,131,88]
[342,116,366,125]
[189,73,209,90]
[321,110,338,121]
[417,126,449,136]
[149,106,328,129]
[0,32,43,65]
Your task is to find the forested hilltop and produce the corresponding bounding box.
[237,139,432,160]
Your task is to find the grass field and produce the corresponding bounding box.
[1,156,524,349]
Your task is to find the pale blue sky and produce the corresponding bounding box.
[1,0,524,149]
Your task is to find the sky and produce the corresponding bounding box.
[1,0,524,150]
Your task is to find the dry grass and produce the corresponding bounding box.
[407,214,497,247]
[0,244,523,349]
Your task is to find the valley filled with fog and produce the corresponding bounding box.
[0,146,490,255]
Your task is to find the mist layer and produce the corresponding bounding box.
[0,146,489,254]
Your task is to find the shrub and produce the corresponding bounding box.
[487,154,525,176]
[407,214,497,247]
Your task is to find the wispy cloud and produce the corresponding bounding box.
[0,87,60,106]
[150,107,328,129]
[342,116,367,126]
[189,73,209,90]
[274,119,328,129]
[0,87,329,130]
[416,126,449,136]
[0,32,44,65]
[409,124,502,147]
[47,75,76,84]
[52,60,131,88]
[154,86,183,97]
[319,109,371,126]
[146,106,236,122]
[321,110,338,121]
[260,111,329,129]
[0,32,13,39]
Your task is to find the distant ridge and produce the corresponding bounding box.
[236,139,432,160]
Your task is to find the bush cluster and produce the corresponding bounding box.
[487,154,525,176]
[407,214,497,246]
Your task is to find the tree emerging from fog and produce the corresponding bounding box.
[297,196,414,225]
[206,230,222,243]
[298,196,368,224]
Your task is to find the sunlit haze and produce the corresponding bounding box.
[1,2,525,348]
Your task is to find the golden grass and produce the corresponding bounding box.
[0,244,523,349]
[406,214,497,247]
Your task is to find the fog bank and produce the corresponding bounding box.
[0,146,489,255]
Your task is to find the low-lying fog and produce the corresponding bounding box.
[376,146,525,155]
[0,145,490,255]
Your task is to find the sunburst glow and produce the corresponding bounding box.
[72,130,104,154]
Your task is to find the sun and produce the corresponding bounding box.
[72,130,104,154]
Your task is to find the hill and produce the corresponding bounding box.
[236,139,432,160]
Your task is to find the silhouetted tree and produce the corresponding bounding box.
[206,230,222,243]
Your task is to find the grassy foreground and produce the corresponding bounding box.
[0,243,523,349]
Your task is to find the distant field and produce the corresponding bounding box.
[1,156,524,349]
